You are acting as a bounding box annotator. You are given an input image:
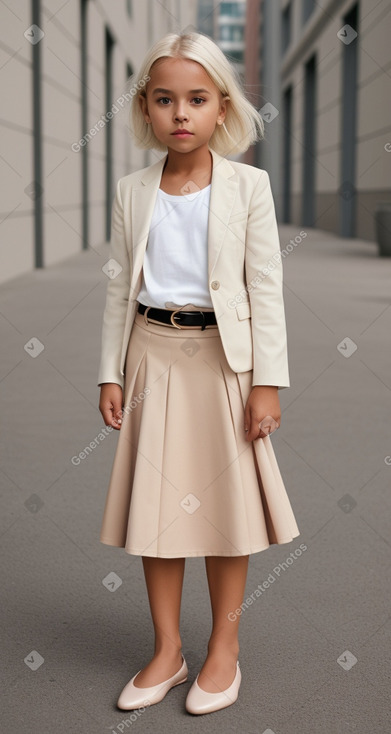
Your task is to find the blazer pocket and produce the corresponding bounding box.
[235,301,251,320]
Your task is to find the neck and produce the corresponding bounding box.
[162,145,212,178]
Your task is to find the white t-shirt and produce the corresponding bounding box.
[136,184,214,309]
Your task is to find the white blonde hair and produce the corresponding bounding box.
[126,31,264,156]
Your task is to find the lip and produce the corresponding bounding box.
[172,130,193,136]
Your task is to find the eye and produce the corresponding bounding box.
[156,96,206,105]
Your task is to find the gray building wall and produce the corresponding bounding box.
[1,0,197,284]
[258,0,391,240]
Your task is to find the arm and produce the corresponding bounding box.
[244,170,290,390]
[97,179,131,429]
[243,171,289,441]
[97,178,130,389]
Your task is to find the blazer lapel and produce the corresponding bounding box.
[129,147,239,298]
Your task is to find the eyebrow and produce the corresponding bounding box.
[152,88,211,95]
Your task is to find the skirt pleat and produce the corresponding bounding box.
[99,309,300,557]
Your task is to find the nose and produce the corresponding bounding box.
[174,103,189,121]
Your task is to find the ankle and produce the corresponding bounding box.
[207,638,239,658]
[153,640,183,658]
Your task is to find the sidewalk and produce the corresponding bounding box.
[1,225,390,733]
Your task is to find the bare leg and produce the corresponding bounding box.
[197,555,249,692]
[133,556,185,688]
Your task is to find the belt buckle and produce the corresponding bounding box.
[143,305,152,325]
[169,308,206,330]
[170,308,186,329]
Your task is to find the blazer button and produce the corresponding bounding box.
[211,280,220,290]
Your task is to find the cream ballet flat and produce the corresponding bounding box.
[185,660,241,715]
[117,654,188,710]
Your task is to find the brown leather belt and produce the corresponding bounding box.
[137,302,217,330]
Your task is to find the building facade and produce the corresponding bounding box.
[257,0,391,240]
[216,0,247,78]
[1,0,197,283]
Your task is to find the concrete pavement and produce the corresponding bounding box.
[1,224,390,733]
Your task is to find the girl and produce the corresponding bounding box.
[98,31,300,716]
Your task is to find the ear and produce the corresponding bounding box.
[138,92,151,123]
[217,95,230,124]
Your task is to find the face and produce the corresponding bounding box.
[139,57,228,153]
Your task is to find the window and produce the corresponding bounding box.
[227,49,243,62]
[340,3,359,237]
[302,0,316,24]
[281,3,291,54]
[220,25,244,42]
[105,28,115,241]
[302,55,317,227]
[283,86,293,223]
[220,2,245,18]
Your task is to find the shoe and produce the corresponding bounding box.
[117,654,188,710]
[185,660,241,715]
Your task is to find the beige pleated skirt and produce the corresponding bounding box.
[99,307,300,558]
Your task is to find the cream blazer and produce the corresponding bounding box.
[97,146,290,390]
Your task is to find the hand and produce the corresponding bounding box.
[99,383,124,430]
[243,386,281,441]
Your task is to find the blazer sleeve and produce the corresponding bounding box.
[245,170,290,390]
[97,178,130,389]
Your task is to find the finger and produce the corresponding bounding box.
[100,403,122,430]
[259,416,275,433]
[256,427,272,439]
[253,417,274,440]
[100,405,113,427]
[112,402,123,429]
[246,412,261,442]
[243,405,251,441]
